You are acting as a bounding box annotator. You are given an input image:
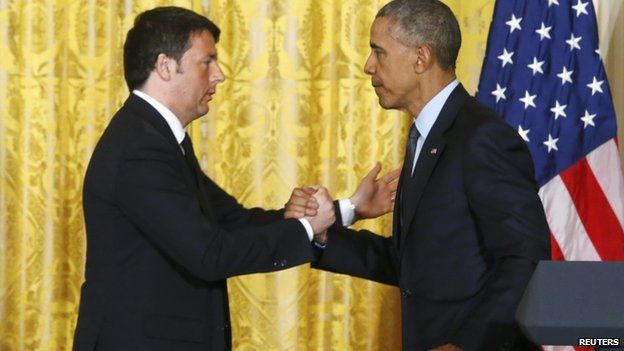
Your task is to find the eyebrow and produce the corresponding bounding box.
[370,43,384,52]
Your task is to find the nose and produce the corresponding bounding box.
[363,53,375,75]
[212,62,226,84]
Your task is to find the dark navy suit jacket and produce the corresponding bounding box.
[314,84,550,351]
[74,94,314,350]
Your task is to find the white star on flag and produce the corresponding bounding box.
[566,33,582,50]
[518,125,530,142]
[519,90,537,109]
[535,22,552,40]
[572,0,589,17]
[543,134,559,153]
[550,100,567,120]
[506,14,522,33]
[548,0,559,6]
[497,48,514,67]
[491,83,507,102]
[527,57,545,75]
[587,76,604,95]
[557,66,574,85]
[595,49,602,59]
[580,110,596,128]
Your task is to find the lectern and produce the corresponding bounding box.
[516,261,624,349]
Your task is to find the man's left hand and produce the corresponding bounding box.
[349,162,400,220]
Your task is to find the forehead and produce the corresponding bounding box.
[370,16,402,46]
[371,17,393,39]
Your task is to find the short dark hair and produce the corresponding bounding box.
[377,0,461,70]
[123,6,221,91]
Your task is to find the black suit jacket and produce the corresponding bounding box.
[74,94,314,350]
[313,85,550,351]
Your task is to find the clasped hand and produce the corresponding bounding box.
[284,162,400,244]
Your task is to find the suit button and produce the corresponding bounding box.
[401,289,412,298]
[280,259,287,267]
[273,262,278,267]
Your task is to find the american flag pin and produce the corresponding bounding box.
[430,148,437,155]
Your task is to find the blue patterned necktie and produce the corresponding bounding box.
[405,123,420,177]
[399,123,420,235]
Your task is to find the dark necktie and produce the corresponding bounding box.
[181,134,198,186]
[180,134,215,221]
[404,123,420,178]
[398,123,420,243]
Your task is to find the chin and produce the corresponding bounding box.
[198,106,209,116]
[378,98,395,110]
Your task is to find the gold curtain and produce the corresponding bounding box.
[0,0,524,350]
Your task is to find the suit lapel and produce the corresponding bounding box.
[399,136,446,249]
[125,94,216,221]
[398,84,469,250]
[183,137,217,222]
[125,94,180,151]
[392,154,409,249]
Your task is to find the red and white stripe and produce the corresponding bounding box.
[541,139,624,261]
[543,346,595,351]
[539,139,624,351]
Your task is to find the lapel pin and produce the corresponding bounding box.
[430,148,438,155]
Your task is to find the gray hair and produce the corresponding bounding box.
[377,0,461,70]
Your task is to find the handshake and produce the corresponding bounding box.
[282,163,400,245]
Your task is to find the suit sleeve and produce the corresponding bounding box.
[311,202,400,286]
[114,133,313,282]
[450,121,550,349]
[312,227,399,286]
[199,173,284,230]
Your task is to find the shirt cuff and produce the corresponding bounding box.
[298,218,314,241]
[313,241,326,249]
[338,198,356,226]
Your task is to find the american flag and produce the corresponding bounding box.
[476,0,624,349]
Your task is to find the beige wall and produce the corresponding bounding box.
[595,0,624,167]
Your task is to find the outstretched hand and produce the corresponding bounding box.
[349,162,400,220]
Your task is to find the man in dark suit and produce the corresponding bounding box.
[311,1,551,350]
[73,7,337,350]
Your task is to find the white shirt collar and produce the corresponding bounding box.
[413,79,459,138]
[132,90,186,144]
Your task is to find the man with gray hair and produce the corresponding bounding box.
[312,1,550,350]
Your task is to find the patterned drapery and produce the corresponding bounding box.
[1,1,620,350]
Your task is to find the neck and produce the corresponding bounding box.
[406,69,456,117]
[137,83,191,127]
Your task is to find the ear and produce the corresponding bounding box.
[154,53,174,81]
[412,45,432,74]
